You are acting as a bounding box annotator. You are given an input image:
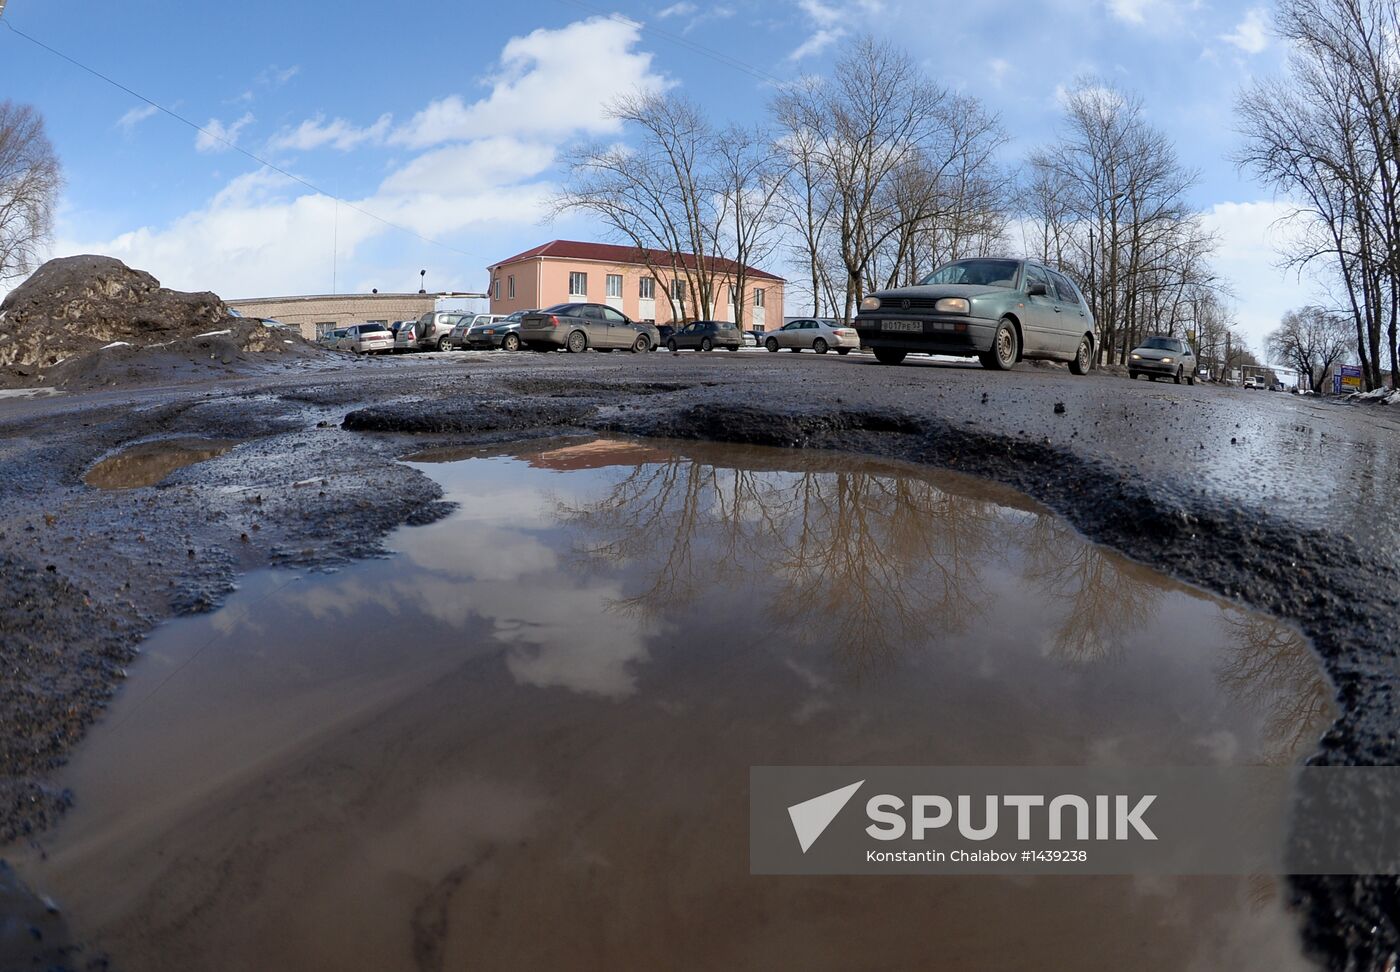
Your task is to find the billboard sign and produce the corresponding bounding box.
[1334,364,1363,395]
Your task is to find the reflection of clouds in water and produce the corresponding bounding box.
[400,523,558,582]
[494,580,661,699]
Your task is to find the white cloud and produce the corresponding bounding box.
[990,58,1011,86]
[116,104,158,133]
[1106,0,1200,27]
[657,1,697,16]
[390,17,668,148]
[1201,200,1312,350]
[195,112,254,153]
[257,64,300,88]
[1221,7,1269,54]
[787,0,882,61]
[268,113,393,152]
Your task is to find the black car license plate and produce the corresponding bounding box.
[882,320,923,332]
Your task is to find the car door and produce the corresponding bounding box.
[1050,271,1089,353]
[599,305,632,347]
[1021,265,1059,354]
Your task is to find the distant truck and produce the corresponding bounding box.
[1244,375,1265,390]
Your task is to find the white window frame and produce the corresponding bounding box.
[606,273,623,298]
[671,278,685,301]
[754,287,766,308]
[639,277,655,300]
[569,271,588,297]
[507,275,515,300]
[493,279,501,300]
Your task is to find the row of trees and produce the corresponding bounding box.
[1237,0,1400,391]
[558,38,1226,360]
[0,100,60,285]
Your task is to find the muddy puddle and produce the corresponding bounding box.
[15,438,1336,971]
[83,437,240,489]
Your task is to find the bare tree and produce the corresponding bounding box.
[711,124,788,329]
[1267,306,1351,392]
[0,101,61,284]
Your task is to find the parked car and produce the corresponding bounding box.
[1129,336,1196,385]
[413,310,470,352]
[742,330,759,348]
[666,320,743,352]
[854,258,1097,373]
[519,303,660,353]
[764,318,860,354]
[655,324,677,346]
[318,327,347,348]
[336,322,394,355]
[462,311,533,351]
[449,313,505,349]
[1244,375,1265,390]
[1196,367,1212,383]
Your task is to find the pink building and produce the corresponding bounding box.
[486,240,785,331]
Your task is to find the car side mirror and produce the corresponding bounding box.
[1028,282,1049,297]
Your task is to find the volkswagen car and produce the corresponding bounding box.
[1129,336,1196,385]
[853,258,1096,373]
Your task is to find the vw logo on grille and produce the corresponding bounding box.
[900,298,911,310]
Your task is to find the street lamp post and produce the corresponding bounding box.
[419,270,427,295]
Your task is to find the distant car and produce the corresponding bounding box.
[1195,368,1212,383]
[1244,375,1265,390]
[655,324,677,346]
[1129,336,1196,385]
[413,310,469,352]
[742,330,759,348]
[463,311,533,351]
[1269,381,1285,392]
[519,303,660,353]
[764,318,860,354]
[449,313,505,349]
[666,320,742,352]
[854,258,1096,372]
[318,328,347,348]
[336,322,394,355]
[392,320,420,353]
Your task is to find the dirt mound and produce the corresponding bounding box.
[0,254,327,388]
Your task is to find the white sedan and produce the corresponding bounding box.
[336,323,395,354]
[763,318,861,354]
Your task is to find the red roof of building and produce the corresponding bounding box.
[489,240,784,282]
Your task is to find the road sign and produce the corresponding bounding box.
[1334,365,1363,395]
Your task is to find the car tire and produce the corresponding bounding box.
[979,319,1019,371]
[837,348,851,355]
[436,336,452,352]
[1069,336,1092,376]
[502,334,521,352]
[1174,367,1184,385]
[701,337,713,352]
[667,339,679,352]
[727,345,739,351]
[874,347,907,365]
[1188,375,1195,386]
[813,338,828,354]
[766,338,779,352]
[632,335,650,353]
[566,331,588,353]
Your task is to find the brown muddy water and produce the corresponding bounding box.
[16,438,1336,971]
[83,438,240,490]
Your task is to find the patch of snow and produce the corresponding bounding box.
[100,341,130,350]
[0,388,63,400]
[195,329,232,338]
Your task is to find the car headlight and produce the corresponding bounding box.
[1131,353,1141,360]
[860,296,881,311]
[1161,356,1173,363]
[934,297,970,314]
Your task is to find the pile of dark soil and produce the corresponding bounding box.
[0,254,326,389]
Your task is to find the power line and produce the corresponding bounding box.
[0,18,479,260]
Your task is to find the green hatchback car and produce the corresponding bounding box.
[853,258,1097,374]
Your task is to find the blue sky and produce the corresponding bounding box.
[0,0,1303,348]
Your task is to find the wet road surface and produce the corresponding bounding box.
[14,439,1334,970]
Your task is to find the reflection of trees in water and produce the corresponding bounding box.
[1022,514,1164,665]
[557,454,1006,677]
[1216,613,1335,765]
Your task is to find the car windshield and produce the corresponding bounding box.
[919,259,1020,288]
[1141,337,1180,351]
[542,304,577,315]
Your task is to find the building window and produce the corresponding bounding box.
[639,277,655,300]
[507,275,515,300]
[606,273,623,298]
[315,322,336,338]
[569,272,587,296]
[754,287,766,308]
[729,286,738,305]
[671,279,685,301]
[493,278,501,300]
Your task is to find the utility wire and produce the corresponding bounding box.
[0,18,479,260]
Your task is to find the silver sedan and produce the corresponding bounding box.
[764,318,861,354]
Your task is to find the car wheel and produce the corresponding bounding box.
[765,338,779,352]
[502,333,521,352]
[979,319,1019,371]
[1174,367,1183,385]
[1069,336,1092,376]
[1188,375,1195,386]
[566,330,588,353]
[700,337,714,352]
[667,338,679,352]
[837,348,851,355]
[436,336,452,352]
[874,347,907,365]
[813,338,829,354]
[727,344,739,351]
[632,335,650,353]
